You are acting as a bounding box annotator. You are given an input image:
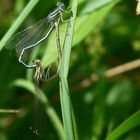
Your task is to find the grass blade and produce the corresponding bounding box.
[59,0,78,140]
[106,111,140,140]
[0,0,39,50]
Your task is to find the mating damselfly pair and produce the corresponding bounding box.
[5,2,72,135]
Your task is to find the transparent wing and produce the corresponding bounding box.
[5,16,51,61]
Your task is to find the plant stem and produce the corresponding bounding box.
[59,0,78,140]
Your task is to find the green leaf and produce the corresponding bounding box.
[78,0,120,15]
[106,111,140,140]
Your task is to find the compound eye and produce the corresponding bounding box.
[61,3,65,9]
[57,2,65,9]
[57,2,61,7]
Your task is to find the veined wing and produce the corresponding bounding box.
[5,16,51,61]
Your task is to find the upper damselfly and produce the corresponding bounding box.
[6,2,70,69]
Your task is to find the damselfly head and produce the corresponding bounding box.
[33,59,41,67]
[57,2,65,10]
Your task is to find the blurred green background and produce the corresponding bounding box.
[0,0,140,140]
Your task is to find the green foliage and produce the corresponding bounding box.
[0,0,140,140]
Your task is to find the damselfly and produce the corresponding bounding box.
[6,2,70,70]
